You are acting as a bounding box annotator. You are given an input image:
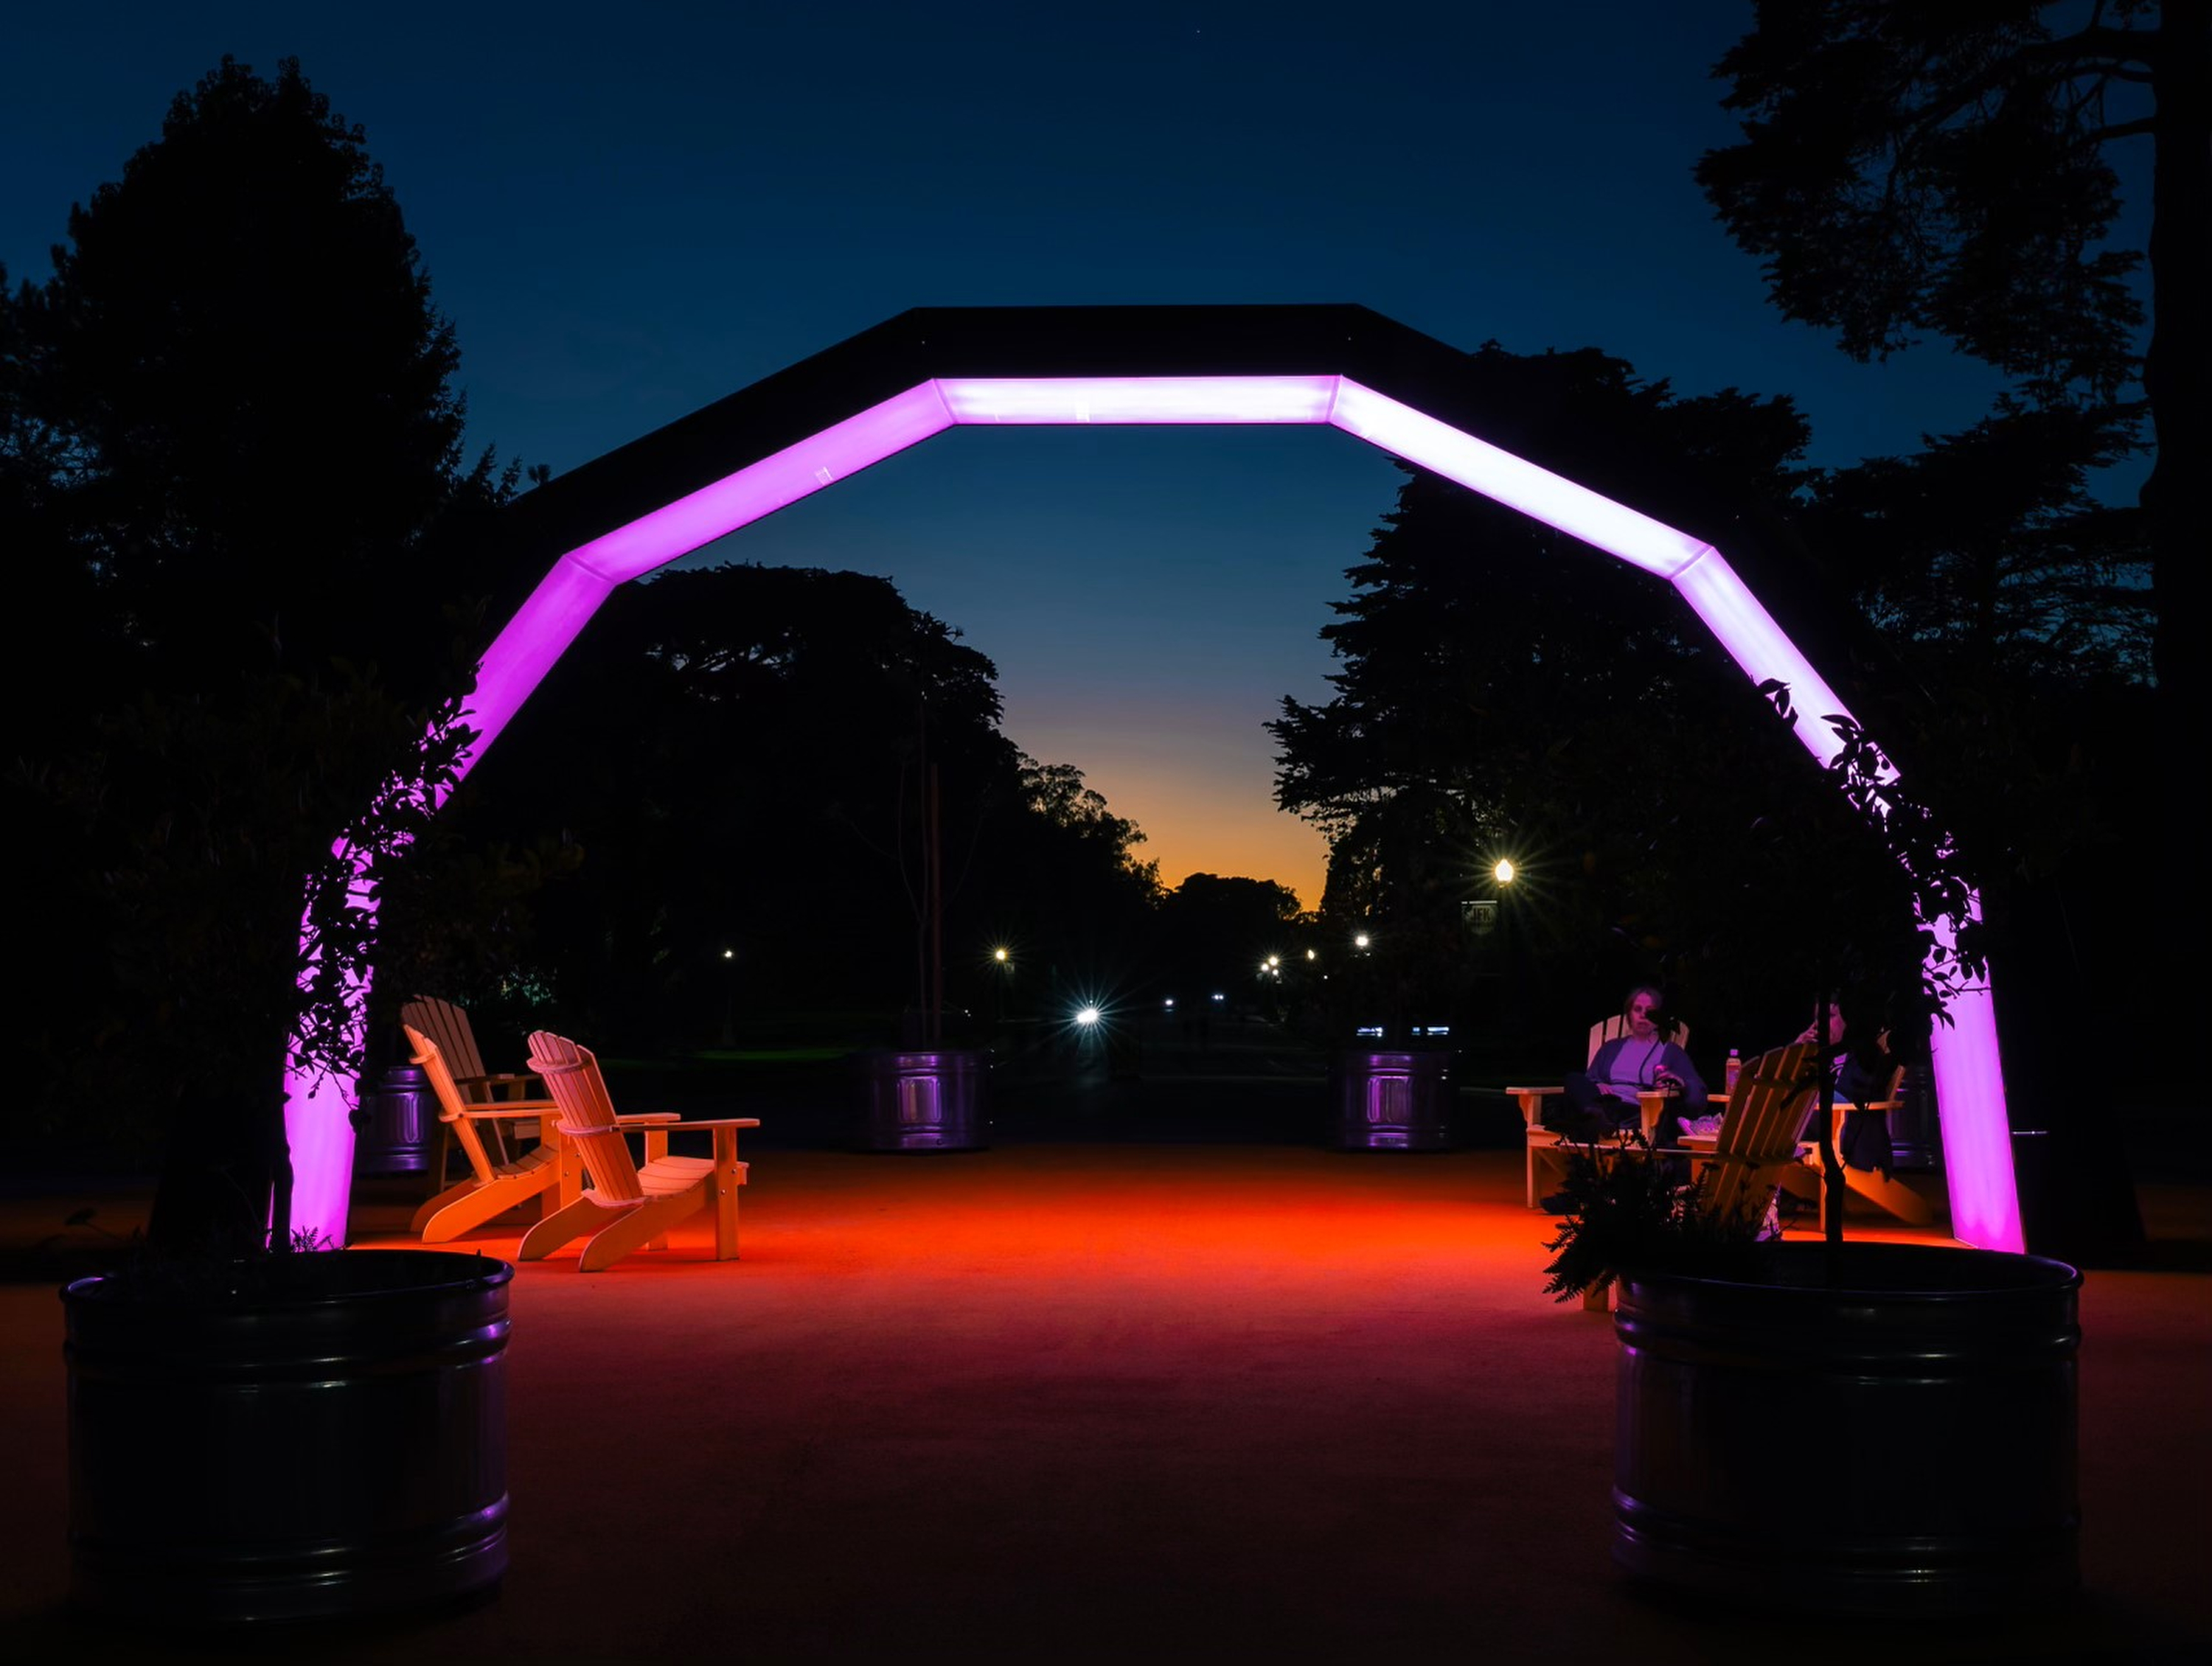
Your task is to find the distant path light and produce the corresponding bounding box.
[286,306,2019,1257]
[1493,860,1516,885]
[1074,1005,1102,1027]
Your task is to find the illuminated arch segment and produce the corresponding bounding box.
[285,356,2021,1255]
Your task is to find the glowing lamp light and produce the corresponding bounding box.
[992,947,1009,963]
[288,353,2020,1255]
[1354,933,1371,950]
[1493,859,1516,885]
[1074,1005,1102,1027]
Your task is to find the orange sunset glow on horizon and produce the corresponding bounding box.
[1015,720,1329,911]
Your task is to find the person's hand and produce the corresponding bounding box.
[1653,1068,1680,1095]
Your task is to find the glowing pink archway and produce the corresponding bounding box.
[287,330,2023,1254]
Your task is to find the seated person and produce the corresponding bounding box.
[1795,1000,1899,1178]
[1545,983,1707,1148]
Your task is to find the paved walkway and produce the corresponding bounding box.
[2,1135,2205,1662]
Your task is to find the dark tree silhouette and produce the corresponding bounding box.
[1271,345,1838,1042]
[14,55,512,700]
[1155,874,1304,1008]
[7,58,513,1244]
[1799,401,2153,904]
[1697,1,2205,942]
[1273,337,2151,1091]
[444,563,1163,1049]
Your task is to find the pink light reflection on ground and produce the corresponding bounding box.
[292,369,2021,1252]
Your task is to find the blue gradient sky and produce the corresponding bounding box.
[13,1,2107,907]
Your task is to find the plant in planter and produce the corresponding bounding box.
[1541,684,2082,1617]
[1538,1130,1769,1307]
[45,652,526,1631]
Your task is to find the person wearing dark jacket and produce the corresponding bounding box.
[1795,1001,1898,1178]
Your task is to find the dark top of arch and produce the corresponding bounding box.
[481,303,1849,693]
[496,304,1478,565]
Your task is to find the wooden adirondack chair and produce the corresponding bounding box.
[400,996,546,1174]
[518,1031,759,1272]
[1792,1055,1935,1227]
[404,1025,566,1243]
[1673,1041,1823,1227]
[1509,1015,1691,1209]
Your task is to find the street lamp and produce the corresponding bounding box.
[1493,858,1516,885]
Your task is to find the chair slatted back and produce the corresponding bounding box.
[1586,1014,1689,1064]
[1702,1042,1820,1222]
[527,1031,647,1207]
[1854,1059,1907,1107]
[403,1024,498,1186]
[402,997,490,1101]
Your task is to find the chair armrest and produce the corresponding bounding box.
[1504,1086,1561,1129]
[456,1102,557,1120]
[663,1118,762,1129]
[613,1113,684,1126]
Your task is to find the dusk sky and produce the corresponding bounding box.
[10,0,2098,910]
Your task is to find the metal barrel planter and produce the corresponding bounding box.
[352,1064,434,1176]
[63,1249,511,1628]
[1611,1242,2080,1616]
[1333,1050,1452,1150]
[859,1048,987,1150]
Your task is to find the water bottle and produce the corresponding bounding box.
[1725,1049,1742,1095]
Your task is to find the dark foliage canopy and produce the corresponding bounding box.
[14,55,513,703]
[1267,341,2079,1056]
[1271,346,1860,1039]
[431,562,1164,1051]
[7,60,510,1233]
[1697,0,2161,402]
[1697,1,2205,960]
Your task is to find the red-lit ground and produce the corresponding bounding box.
[1,1144,2204,1662]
